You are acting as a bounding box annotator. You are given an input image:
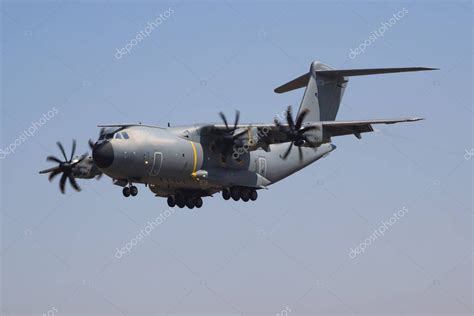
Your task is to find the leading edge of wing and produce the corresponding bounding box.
[318,117,424,126]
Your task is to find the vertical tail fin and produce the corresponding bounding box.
[274,61,437,123]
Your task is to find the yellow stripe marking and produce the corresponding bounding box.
[189,141,198,177]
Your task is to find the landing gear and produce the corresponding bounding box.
[122,184,138,198]
[175,194,186,208]
[167,196,176,208]
[194,197,203,208]
[249,189,258,201]
[240,189,250,202]
[171,194,203,209]
[186,197,195,209]
[224,187,258,202]
[122,187,131,197]
[230,187,240,201]
[222,188,231,200]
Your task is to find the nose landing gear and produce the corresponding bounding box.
[122,184,138,197]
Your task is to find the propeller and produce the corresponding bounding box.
[218,111,247,139]
[39,140,88,193]
[278,106,318,161]
[216,111,248,159]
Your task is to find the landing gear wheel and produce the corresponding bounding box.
[230,187,240,201]
[194,197,203,208]
[241,189,250,202]
[176,195,185,208]
[222,189,231,200]
[167,196,176,207]
[130,186,138,196]
[186,198,195,209]
[249,189,258,201]
[122,187,131,197]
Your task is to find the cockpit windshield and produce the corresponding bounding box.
[98,130,130,141]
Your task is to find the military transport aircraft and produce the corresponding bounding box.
[39,61,436,209]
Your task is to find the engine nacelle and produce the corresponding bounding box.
[302,123,325,146]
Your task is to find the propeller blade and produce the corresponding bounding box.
[59,173,67,194]
[295,108,310,130]
[56,142,68,161]
[88,139,95,150]
[96,173,103,180]
[219,112,229,131]
[46,155,62,164]
[286,106,295,130]
[298,146,303,162]
[232,110,240,132]
[39,166,59,174]
[282,142,294,160]
[48,169,62,182]
[68,175,81,191]
[70,139,77,161]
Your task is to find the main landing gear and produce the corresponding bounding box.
[122,184,138,197]
[222,187,258,202]
[167,194,203,209]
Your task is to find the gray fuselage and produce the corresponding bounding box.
[92,125,335,197]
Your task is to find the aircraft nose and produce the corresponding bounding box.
[92,141,114,169]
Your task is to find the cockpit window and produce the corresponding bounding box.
[114,133,123,139]
[122,132,129,139]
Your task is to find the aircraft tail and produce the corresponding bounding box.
[274,61,437,122]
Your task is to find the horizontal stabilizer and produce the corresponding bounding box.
[274,67,438,94]
[316,67,438,78]
[274,73,309,94]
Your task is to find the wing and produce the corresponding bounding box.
[199,117,422,148]
[319,117,423,138]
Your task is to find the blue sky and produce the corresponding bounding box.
[1,1,472,315]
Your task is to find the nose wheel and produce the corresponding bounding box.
[122,185,138,197]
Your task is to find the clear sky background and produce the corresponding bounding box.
[1,1,472,315]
